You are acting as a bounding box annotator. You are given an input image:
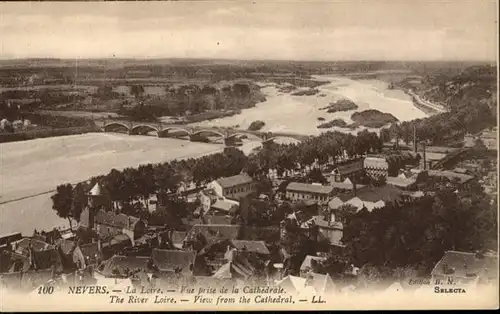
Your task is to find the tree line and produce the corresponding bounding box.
[51,130,384,226]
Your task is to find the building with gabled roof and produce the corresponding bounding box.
[430,250,498,285]
[184,224,242,250]
[364,157,389,179]
[304,272,336,295]
[94,210,146,244]
[151,249,195,275]
[286,182,334,202]
[207,173,256,200]
[300,255,326,277]
[332,160,364,183]
[95,255,151,279]
[230,240,270,256]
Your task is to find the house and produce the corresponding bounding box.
[276,275,307,295]
[285,182,334,202]
[183,225,242,250]
[364,157,389,179]
[332,160,364,183]
[386,176,418,189]
[72,242,102,270]
[478,127,497,150]
[151,249,196,275]
[94,210,146,244]
[430,251,498,286]
[328,195,353,212]
[304,272,336,295]
[199,188,221,214]
[0,232,22,247]
[0,250,30,273]
[328,185,403,213]
[428,170,475,185]
[465,127,497,150]
[212,250,256,281]
[101,234,133,260]
[229,240,270,256]
[171,231,187,249]
[300,255,326,278]
[10,237,54,255]
[95,255,151,279]
[207,199,239,216]
[207,173,256,200]
[302,215,343,245]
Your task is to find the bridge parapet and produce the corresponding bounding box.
[102,120,308,143]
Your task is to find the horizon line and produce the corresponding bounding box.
[0,56,496,64]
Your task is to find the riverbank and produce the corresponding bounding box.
[0,132,262,234]
[0,125,100,143]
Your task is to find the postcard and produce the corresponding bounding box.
[0,0,498,311]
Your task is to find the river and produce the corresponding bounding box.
[189,75,428,135]
[0,133,262,235]
[0,75,428,235]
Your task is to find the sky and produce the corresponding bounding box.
[0,0,497,61]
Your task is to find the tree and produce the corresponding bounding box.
[71,183,88,223]
[51,184,74,229]
[130,85,145,99]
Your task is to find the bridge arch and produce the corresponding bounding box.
[227,132,263,142]
[103,122,130,133]
[158,127,191,138]
[192,130,226,139]
[130,124,159,135]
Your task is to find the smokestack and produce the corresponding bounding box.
[352,177,357,197]
[413,125,417,153]
[423,143,427,170]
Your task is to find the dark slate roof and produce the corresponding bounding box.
[97,255,150,278]
[12,238,54,254]
[431,251,498,281]
[354,185,403,203]
[79,243,100,260]
[286,182,334,195]
[215,174,253,188]
[335,160,364,176]
[95,210,141,230]
[151,249,195,273]
[212,255,255,280]
[300,255,326,271]
[306,216,343,230]
[230,240,270,255]
[185,225,242,246]
[32,249,63,271]
[0,250,30,273]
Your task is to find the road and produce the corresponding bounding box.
[406,90,447,114]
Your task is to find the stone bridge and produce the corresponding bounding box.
[100,120,310,145]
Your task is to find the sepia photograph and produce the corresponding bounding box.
[0,0,498,311]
